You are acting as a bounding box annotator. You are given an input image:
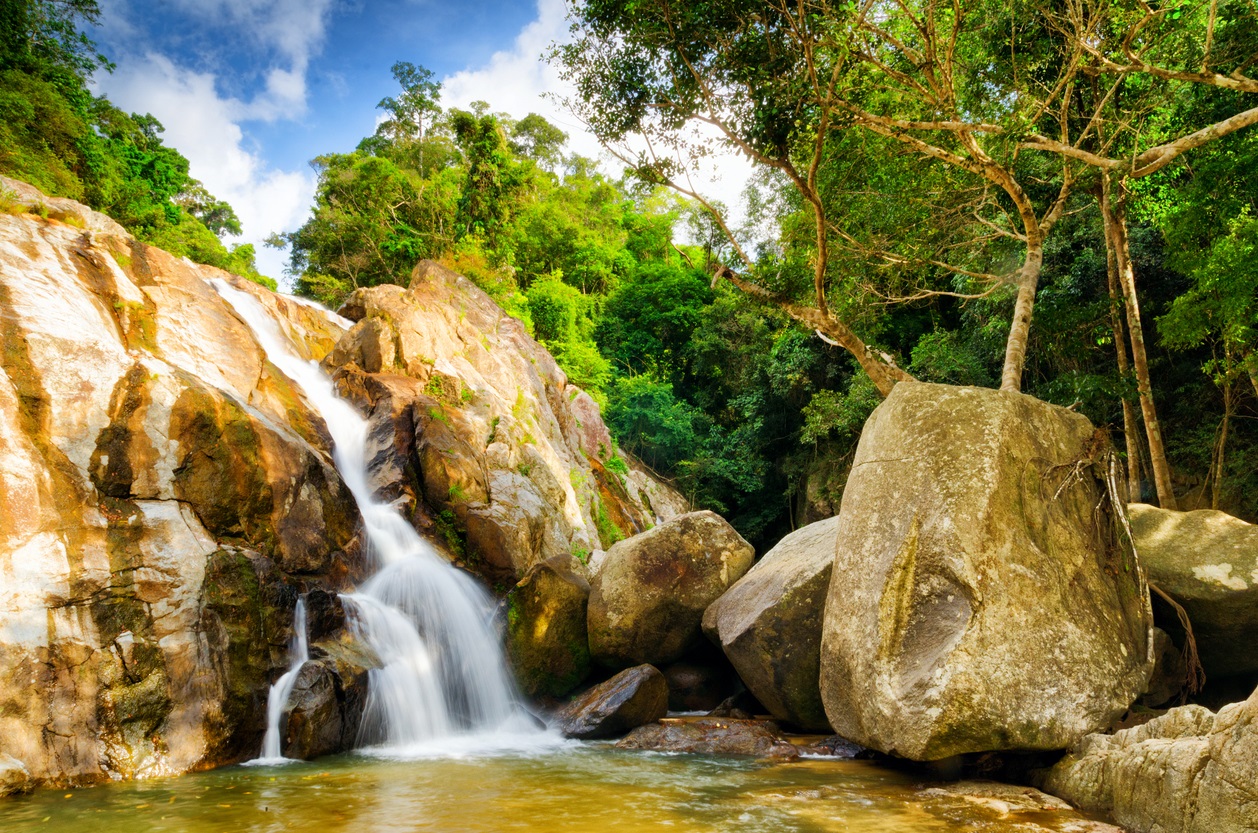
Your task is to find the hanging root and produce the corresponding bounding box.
[1149,582,1207,702]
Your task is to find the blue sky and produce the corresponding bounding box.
[87,0,752,285]
[86,0,591,281]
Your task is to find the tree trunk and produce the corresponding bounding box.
[999,247,1043,393]
[1101,175,1178,510]
[1105,225,1143,502]
[720,268,914,397]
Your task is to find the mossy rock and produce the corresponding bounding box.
[505,555,592,699]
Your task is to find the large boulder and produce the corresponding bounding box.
[1129,503,1258,678]
[820,383,1153,760]
[327,262,688,580]
[505,555,592,699]
[1038,685,1258,833]
[588,511,754,668]
[552,664,669,739]
[0,179,362,786]
[703,516,838,731]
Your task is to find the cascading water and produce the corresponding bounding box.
[212,281,538,759]
[257,596,309,762]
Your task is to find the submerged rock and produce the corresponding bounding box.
[616,717,800,760]
[1130,503,1258,678]
[553,664,669,739]
[505,555,592,699]
[588,511,754,668]
[1038,685,1258,833]
[703,516,838,731]
[820,382,1153,760]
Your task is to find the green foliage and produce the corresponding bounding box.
[0,3,263,286]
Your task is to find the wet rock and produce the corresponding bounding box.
[914,782,1124,832]
[799,735,866,758]
[505,555,592,699]
[326,262,688,580]
[1130,503,1258,678]
[588,511,754,668]
[0,754,31,797]
[820,383,1153,760]
[1038,684,1258,833]
[0,180,358,786]
[616,717,800,760]
[708,689,767,720]
[283,662,342,760]
[553,664,669,739]
[703,516,838,731]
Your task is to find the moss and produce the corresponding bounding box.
[434,509,467,560]
[0,187,28,215]
[201,548,269,755]
[169,385,275,553]
[593,497,624,550]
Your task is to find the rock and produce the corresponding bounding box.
[505,556,592,699]
[703,516,838,731]
[0,180,361,786]
[0,754,31,797]
[912,782,1125,833]
[282,662,342,760]
[616,717,800,760]
[1130,503,1258,678]
[820,383,1153,760]
[662,660,736,712]
[1037,685,1258,833]
[1142,627,1188,708]
[325,262,688,579]
[553,664,669,739]
[588,511,754,667]
[280,643,372,762]
[708,689,766,720]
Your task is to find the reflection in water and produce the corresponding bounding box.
[3,747,1111,833]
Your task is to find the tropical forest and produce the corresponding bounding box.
[0,0,1256,831]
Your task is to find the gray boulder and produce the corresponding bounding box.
[1130,503,1258,678]
[703,516,839,731]
[1038,685,1258,833]
[588,511,754,667]
[553,664,669,739]
[820,383,1153,760]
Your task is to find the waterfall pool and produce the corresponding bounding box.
[3,745,1113,832]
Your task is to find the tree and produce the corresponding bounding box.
[1015,0,1258,508]
[556,0,1101,395]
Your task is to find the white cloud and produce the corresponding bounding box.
[94,53,316,283]
[91,0,335,284]
[440,0,757,237]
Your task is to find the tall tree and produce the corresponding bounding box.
[556,0,1102,395]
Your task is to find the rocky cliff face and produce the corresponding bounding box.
[325,261,687,582]
[0,179,682,787]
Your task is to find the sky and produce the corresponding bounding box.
[87,0,754,285]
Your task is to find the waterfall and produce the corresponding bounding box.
[213,281,536,759]
[258,596,309,762]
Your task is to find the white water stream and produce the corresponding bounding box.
[257,597,309,763]
[213,281,540,761]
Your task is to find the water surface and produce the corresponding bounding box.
[3,745,1111,832]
